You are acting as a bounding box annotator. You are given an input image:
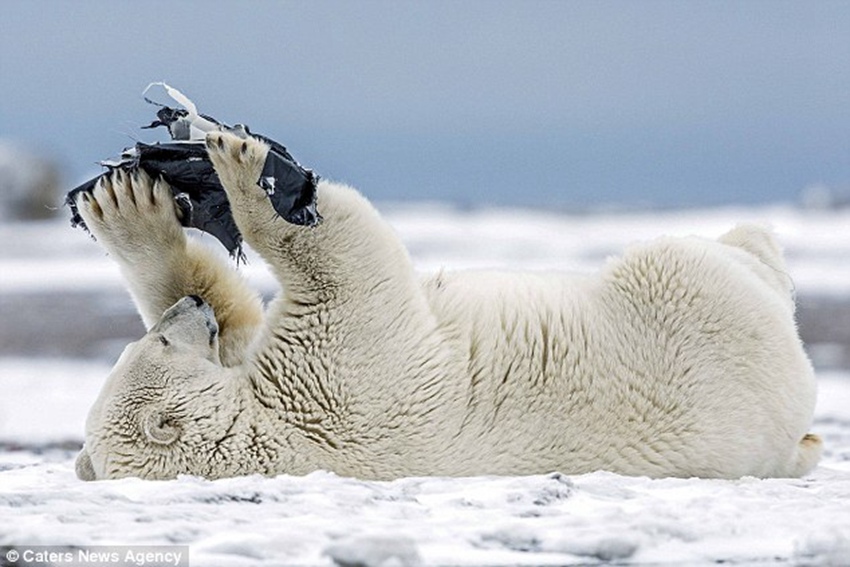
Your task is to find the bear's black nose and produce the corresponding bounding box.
[188,294,204,306]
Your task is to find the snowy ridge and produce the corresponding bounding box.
[3,204,850,295]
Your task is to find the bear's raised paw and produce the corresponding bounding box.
[74,170,185,259]
[205,131,270,201]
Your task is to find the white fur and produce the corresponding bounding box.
[73,132,820,481]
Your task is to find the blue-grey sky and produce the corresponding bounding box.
[2,1,850,209]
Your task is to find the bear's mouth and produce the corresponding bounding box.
[188,295,219,347]
[206,318,219,346]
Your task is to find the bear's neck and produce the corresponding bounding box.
[238,293,472,477]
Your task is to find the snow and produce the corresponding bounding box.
[4,204,850,295]
[2,432,850,566]
[2,204,850,566]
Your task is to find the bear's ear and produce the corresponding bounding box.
[142,411,181,446]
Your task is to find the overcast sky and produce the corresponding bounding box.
[3,1,850,209]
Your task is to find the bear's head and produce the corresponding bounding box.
[76,295,244,480]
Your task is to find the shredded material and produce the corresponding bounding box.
[66,83,321,259]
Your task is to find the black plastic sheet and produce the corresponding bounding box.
[66,84,321,259]
[68,142,243,257]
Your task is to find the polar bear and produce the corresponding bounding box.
[72,131,821,481]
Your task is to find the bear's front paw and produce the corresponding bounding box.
[74,170,186,259]
[205,131,270,202]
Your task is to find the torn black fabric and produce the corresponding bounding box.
[257,140,321,227]
[66,89,321,259]
[140,101,321,228]
[66,142,245,259]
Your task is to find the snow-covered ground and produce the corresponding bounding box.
[3,203,850,296]
[1,204,850,566]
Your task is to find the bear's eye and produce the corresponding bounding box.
[158,335,170,347]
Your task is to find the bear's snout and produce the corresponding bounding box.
[151,296,220,352]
